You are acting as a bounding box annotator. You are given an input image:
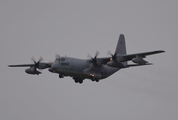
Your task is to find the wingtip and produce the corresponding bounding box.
[159,50,165,52]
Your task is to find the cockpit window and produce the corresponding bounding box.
[61,58,65,61]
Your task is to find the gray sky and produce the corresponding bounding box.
[0,0,178,120]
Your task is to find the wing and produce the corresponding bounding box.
[8,62,52,69]
[89,50,165,66]
[123,50,165,61]
[97,57,111,64]
[8,64,34,67]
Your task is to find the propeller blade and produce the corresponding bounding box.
[38,57,43,63]
[87,54,92,59]
[31,57,36,63]
[95,51,100,58]
[30,57,43,68]
[56,54,60,59]
[87,51,102,68]
[87,51,100,66]
[107,51,117,61]
[92,51,99,63]
[107,50,113,56]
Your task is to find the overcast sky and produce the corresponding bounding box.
[0,0,178,120]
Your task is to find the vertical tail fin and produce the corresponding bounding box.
[115,34,127,55]
[115,34,127,66]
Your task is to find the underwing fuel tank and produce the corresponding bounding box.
[132,56,148,65]
[25,68,41,75]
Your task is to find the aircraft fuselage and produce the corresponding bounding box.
[49,56,120,81]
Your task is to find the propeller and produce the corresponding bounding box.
[87,51,100,64]
[55,54,60,60]
[31,56,53,70]
[31,57,43,69]
[107,50,117,61]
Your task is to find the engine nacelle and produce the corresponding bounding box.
[107,61,125,68]
[25,68,41,75]
[38,63,50,69]
[116,56,125,63]
[132,56,148,65]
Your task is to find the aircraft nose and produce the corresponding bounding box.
[51,62,56,69]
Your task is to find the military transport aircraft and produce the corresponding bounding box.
[8,34,165,84]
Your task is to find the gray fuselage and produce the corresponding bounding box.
[49,56,120,81]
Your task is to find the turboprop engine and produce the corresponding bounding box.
[107,61,125,68]
[107,51,127,68]
[25,57,51,75]
[132,56,148,65]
